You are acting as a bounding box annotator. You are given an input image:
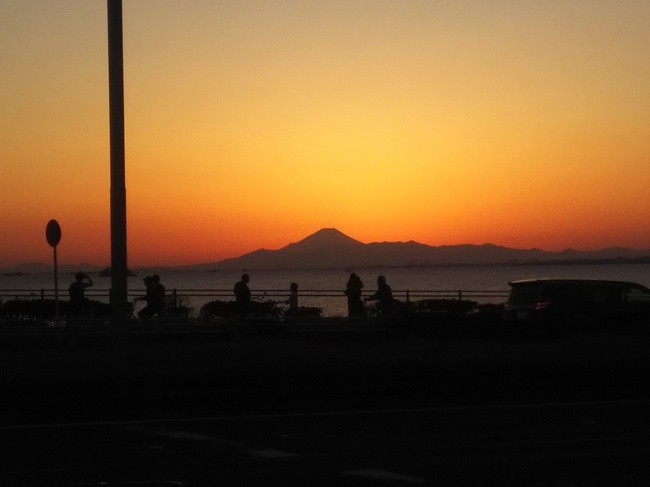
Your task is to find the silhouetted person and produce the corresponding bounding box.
[365,275,393,316]
[68,272,93,316]
[234,273,251,316]
[138,274,167,319]
[345,272,364,317]
[285,282,298,311]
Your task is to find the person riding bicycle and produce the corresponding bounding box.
[137,274,166,319]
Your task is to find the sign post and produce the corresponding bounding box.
[45,219,62,320]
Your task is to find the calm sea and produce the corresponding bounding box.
[2,264,649,291]
[2,264,649,318]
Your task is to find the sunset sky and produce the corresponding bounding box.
[2,1,649,267]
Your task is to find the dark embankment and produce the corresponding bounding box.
[1,320,649,423]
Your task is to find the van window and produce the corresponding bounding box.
[589,285,621,305]
[542,282,620,306]
[626,286,650,302]
[507,284,540,305]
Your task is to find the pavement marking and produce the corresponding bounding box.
[129,427,218,442]
[343,469,426,483]
[125,425,300,459]
[469,434,650,450]
[78,482,185,486]
[124,445,166,450]
[579,417,598,424]
[2,398,649,430]
[249,448,300,458]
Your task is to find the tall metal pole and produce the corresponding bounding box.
[108,0,128,370]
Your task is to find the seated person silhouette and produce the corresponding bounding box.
[68,272,93,316]
[364,275,393,316]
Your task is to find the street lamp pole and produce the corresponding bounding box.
[107,0,128,369]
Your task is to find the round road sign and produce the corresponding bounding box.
[46,219,61,248]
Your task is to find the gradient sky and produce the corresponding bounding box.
[2,1,649,267]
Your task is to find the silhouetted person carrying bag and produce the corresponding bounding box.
[138,274,167,319]
[234,273,251,316]
[365,275,393,316]
[345,272,365,317]
[68,272,93,316]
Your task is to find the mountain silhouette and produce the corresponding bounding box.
[200,228,650,271]
[4,229,649,273]
[211,228,366,270]
[286,227,364,250]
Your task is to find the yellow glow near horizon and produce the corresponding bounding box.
[1,1,649,267]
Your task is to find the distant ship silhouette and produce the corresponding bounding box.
[98,266,137,277]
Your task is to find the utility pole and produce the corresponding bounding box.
[107,0,128,371]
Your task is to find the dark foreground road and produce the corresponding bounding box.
[1,329,649,485]
[2,399,649,486]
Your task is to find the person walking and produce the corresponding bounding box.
[233,273,251,316]
[345,272,364,317]
[286,282,299,311]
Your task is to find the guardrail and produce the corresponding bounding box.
[0,288,509,320]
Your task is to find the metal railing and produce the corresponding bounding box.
[0,288,509,320]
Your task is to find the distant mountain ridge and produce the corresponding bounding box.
[197,228,650,271]
[4,228,649,272]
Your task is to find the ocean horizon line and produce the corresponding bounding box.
[3,255,650,275]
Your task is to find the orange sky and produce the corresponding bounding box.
[2,1,649,267]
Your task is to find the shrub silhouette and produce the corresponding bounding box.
[199,299,282,320]
[0,299,111,320]
[411,298,479,314]
[285,306,322,318]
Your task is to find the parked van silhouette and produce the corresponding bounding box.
[504,279,650,333]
